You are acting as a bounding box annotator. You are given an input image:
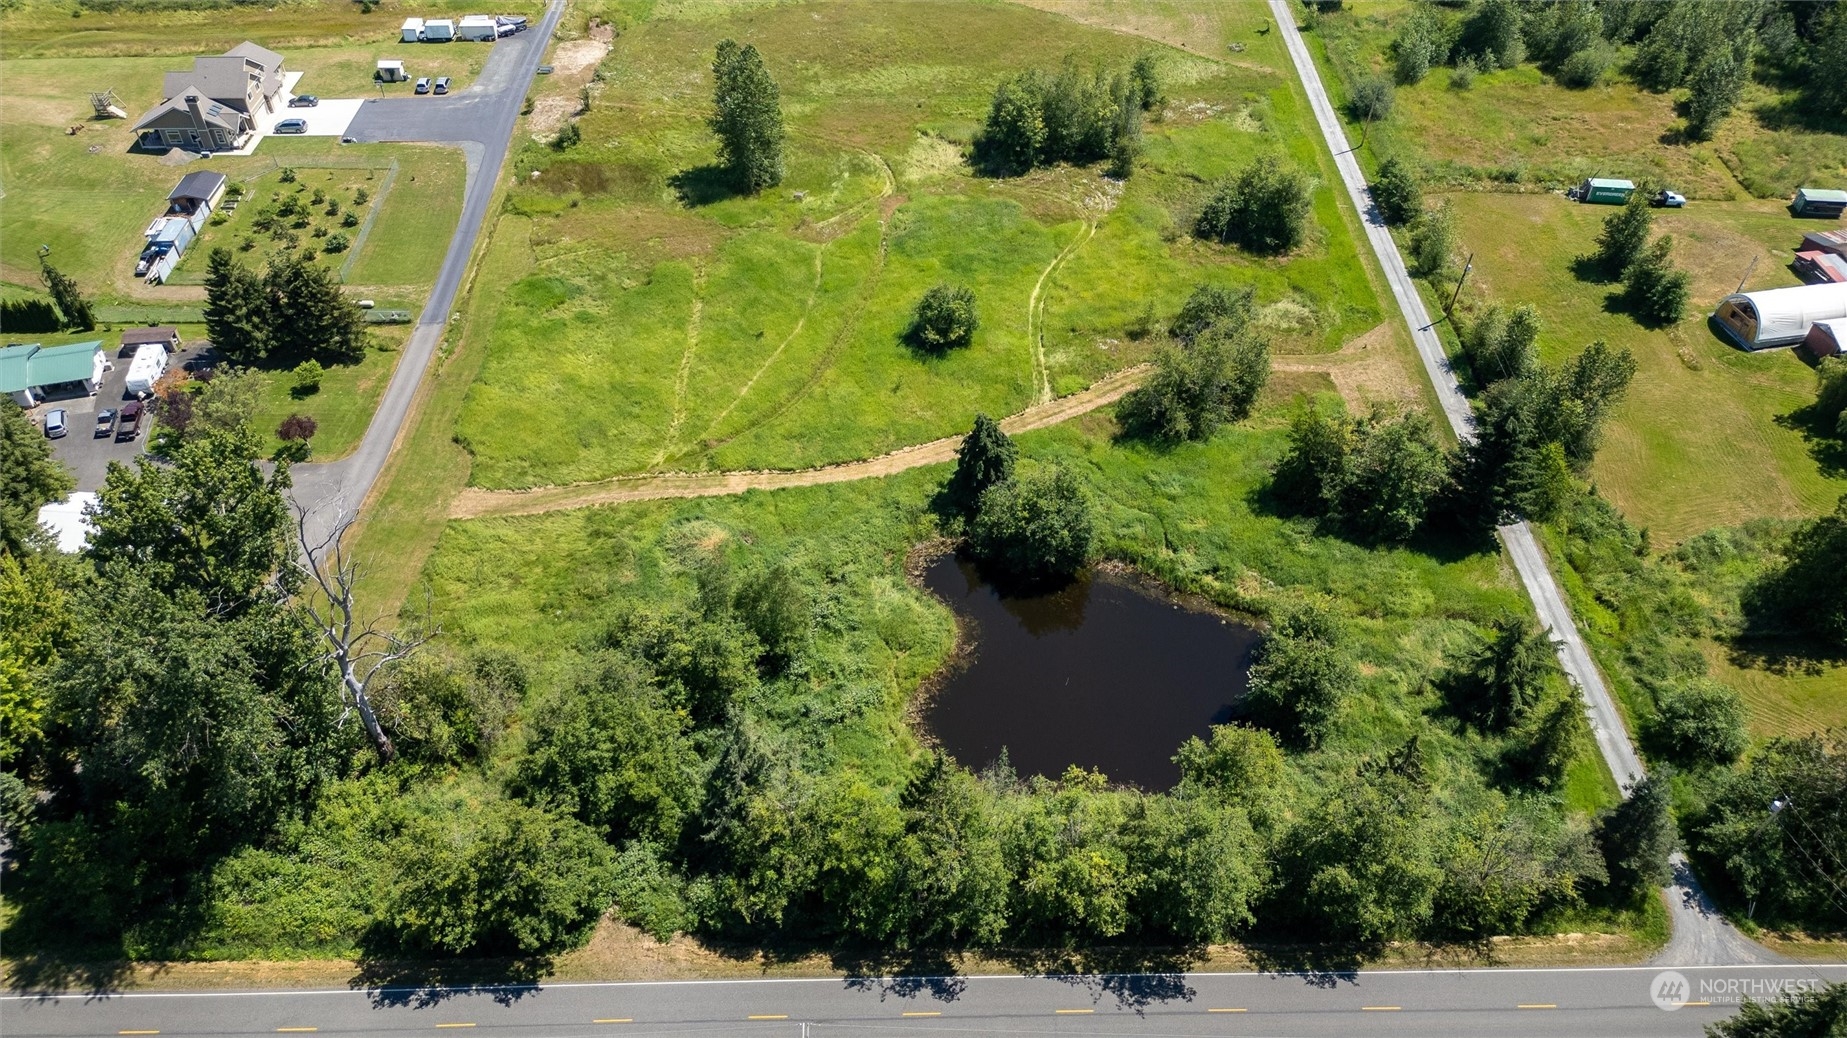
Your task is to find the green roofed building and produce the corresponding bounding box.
[1,341,107,407]
[1793,187,1847,219]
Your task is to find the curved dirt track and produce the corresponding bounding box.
[448,365,1147,519]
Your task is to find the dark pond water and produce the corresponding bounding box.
[918,554,1262,789]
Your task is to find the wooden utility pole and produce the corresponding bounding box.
[1447,252,1475,315]
[1734,254,1759,294]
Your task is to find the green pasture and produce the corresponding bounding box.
[448,0,1385,490]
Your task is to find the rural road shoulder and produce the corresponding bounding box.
[288,1,565,535]
[1264,0,1775,967]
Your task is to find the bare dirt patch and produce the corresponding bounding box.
[1274,321,1422,411]
[527,35,611,140]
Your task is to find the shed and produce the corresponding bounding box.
[401,17,425,42]
[1804,319,1847,360]
[376,59,407,83]
[1713,283,1847,350]
[1795,251,1847,284]
[1794,188,1847,219]
[1579,178,1636,205]
[0,341,107,406]
[121,326,181,354]
[1802,229,1847,259]
[167,169,226,216]
[36,492,98,554]
[423,18,455,41]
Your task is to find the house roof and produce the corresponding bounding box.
[1797,251,1847,284]
[170,170,227,203]
[1796,187,1847,204]
[0,344,32,393]
[1721,283,1847,346]
[122,326,179,345]
[133,87,243,132]
[165,57,261,111]
[0,341,102,392]
[225,40,284,71]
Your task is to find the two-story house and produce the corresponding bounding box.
[132,41,286,152]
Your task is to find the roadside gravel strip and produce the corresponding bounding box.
[1264,0,1775,966]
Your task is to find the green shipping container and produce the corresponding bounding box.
[1581,178,1636,205]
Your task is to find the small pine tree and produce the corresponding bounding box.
[1622,236,1691,326]
[1591,191,1654,280]
[709,39,785,193]
[945,413,1017,518]
[1597,775,1678,895]
[38,263,95,331]
[1455,615,1558,730]
[202,248,269,364]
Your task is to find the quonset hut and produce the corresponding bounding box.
[1712,283,1847,350]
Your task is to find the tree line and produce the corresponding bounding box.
[1385,0,1846,141]
[203,247,368,366]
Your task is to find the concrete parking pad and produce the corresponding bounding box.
[255,96,364,138]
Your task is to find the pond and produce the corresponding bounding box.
[917,553,1262,790]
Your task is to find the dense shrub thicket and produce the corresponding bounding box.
[974,55,1159,177]
[1196,162,1313,255]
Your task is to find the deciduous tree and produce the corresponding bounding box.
[1197,162,1313,255]
[970,465,1095,584]
[1245,601,1358,748]
[1371,155,1423,226]
[0,401,74,556]
[908,284,978,351]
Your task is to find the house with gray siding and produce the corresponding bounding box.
[133,41,286,152]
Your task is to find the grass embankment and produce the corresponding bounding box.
[446,0,1387,490]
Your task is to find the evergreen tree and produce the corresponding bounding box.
[1590,191,1654,280]
[946,413,1017,519]
[1622,236,1691,326]
[1596,775,1678,895]
[1453,616,1557,731]
[263,253,367,363]
[710,39,785,193]
[1,401,75,556]
[1747,494,1847,647]
[38,262,94,331]
[1706,983,1847,1038]
[1371,155,1423,226]
[202,248,269,364]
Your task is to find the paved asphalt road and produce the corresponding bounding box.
[288,2,564,533]
[1264,0,1775,968]
[8,964,1846,1038]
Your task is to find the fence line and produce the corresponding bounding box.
[339,157,401,283]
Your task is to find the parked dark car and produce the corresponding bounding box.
[275,118,308,134]
[94,408,116,438]
[115,400,143,442]
[288,95,320,108]
[43,408,68,439]
[415,77,432,94]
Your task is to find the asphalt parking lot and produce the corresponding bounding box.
[37,340,214,491]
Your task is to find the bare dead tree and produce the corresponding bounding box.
[294,499,434,763]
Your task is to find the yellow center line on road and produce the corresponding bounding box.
[747,1015,789,1021]
[1361,1005,1402,1011]
[1206,1007,1247,1013]
[1517,1004,1558,1009]
[592,1020,634,1024]
[435,1024,477,1029]
[1054,1008,1095,1015]
[901,1011,942,1017]
[277,1029,321,1033]
[119,1031,161,1035]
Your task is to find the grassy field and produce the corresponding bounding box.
[1446,192,1845,541]
[0,30,469,303]
[446,0,1388,490]
[1309,1,1847,200]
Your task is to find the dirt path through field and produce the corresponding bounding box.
[448,364,1148,519]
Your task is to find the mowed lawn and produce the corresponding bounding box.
[0,35,469,303]
[450,0,1386,490]
[1448,193,1845,542]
